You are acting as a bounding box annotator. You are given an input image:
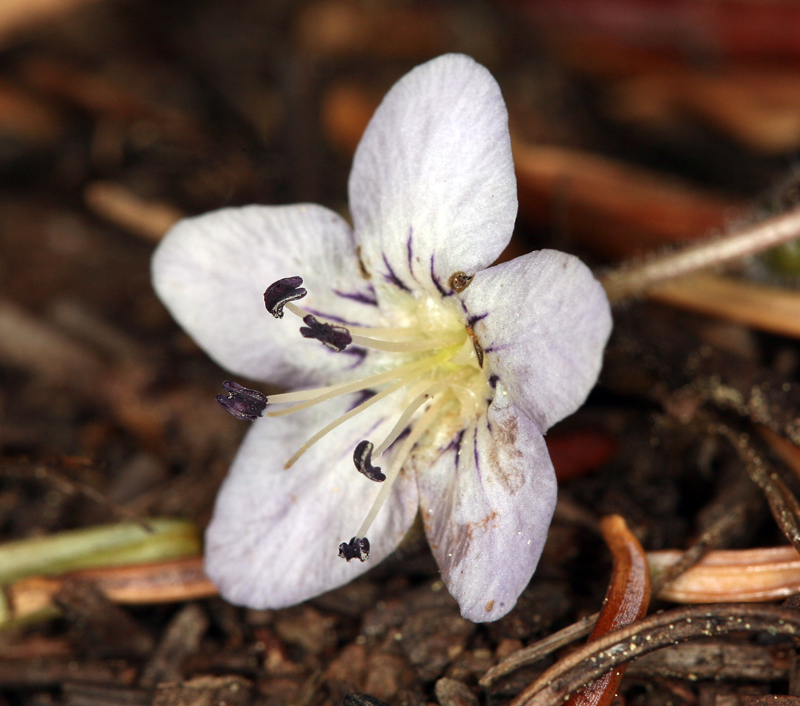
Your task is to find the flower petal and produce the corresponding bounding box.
[152,204,381,387]
[349,54,517,298]
[205,392,419,610]
[416,402,556,622]
[461,249,612,432]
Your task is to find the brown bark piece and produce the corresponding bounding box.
[152,675,253,706]
[434,678,478,706]
[53,578,154,659]
[741,698,800,706]
[0,660,136,688]
[139,603,209,688]
[399,607,475,682]
[62,682,152,706]
[627,642,791,681]
[273,605,337,655]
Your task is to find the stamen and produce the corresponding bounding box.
[300,314,352,351]
[266,380,353,404]
[267,356,440,417]
[283,302,464,348]
[264,277,306,318]
[216,381,268,421]
[282,377,408,468]
[373,370,471,458]
[353,397,452,542]
[353,440,385,482]
[338,536,370,562]
[348,332,464,353]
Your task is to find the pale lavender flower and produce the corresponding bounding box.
[151,54,612,622]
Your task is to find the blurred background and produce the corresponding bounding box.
[4,0,800,704]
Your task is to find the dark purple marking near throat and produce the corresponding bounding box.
[429,255,448,297]
[347,389,374,411]
[382,254,412,292]
[334,289,378,306]
[450,429,466,472]
[406,228,414,273]
[467,312,488,327]
[472,426,485,486]
[342,347,368,365]
[473,427,480,470]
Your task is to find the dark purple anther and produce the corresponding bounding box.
[338,536,370,562]
[300,314,352,351]
[264,276,307,318]
[216,381,268,421]
[353,440,385,482]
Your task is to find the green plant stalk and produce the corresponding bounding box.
[0,518,201,585]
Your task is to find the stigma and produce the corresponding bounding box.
[220,276,492,562]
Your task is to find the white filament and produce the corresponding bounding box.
[283,377,408,468]
[355,397,451,539]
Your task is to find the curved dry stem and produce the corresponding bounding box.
[511,604,800,706]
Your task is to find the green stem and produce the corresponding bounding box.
[0,518,201,585]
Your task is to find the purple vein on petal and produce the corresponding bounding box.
[347,389,376,412]
[450,429,466,472]
[342,347,368,366]
[429,254,448,297]
[382,253,412,292]
[406,227,415,276]
[472,425,482,483]
[334,289,379,306]
[467,312,488,327]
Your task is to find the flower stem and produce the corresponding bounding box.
[0,518,201,585]
[601,206,800,303]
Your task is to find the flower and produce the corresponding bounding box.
[151,54,612,622]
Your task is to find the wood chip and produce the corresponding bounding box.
[139,603,209,687]
[626,642,790,681]
[435,678,479,706]
[152,675,253,706]
[53,577,155,658]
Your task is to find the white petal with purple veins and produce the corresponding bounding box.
[416,402,556,622]
[205,392,420,609]
[462,250,612,432]
[349,54,517,298]
[152,204,381,388]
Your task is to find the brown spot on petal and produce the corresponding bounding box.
[485,600,495,613]
[465,511,500,542]
[494,415,518,448]
[486,417,525,494]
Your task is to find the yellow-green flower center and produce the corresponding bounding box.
[261,279,492,561]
